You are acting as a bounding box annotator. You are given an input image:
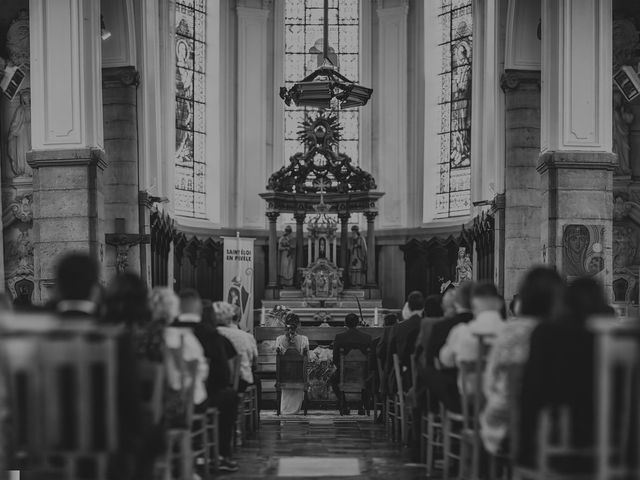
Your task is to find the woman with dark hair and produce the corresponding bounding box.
[517,276,611,469]
[275,313,309,414]
[103,272,151,326]
[480,267,565,454]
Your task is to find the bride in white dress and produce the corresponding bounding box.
[275,313,309,414]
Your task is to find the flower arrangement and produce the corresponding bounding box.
[307,346,337,400]
[266,305,292,327]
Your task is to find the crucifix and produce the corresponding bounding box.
[105,218,151,274]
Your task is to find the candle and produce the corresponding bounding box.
[374,307,379,326]
[261,306,266,326]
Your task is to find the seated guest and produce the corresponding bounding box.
[375,313,398,392]
[330,313,372,414]
[214,300,258,392]
[150,287,209,414]
[54,252,101,319]
[423,281,474,412]
[54,254,140,479]
[517,277,611,469]
[275,313,309,415]
[194,299,240,473]
[415,293,447,370]
[103,273,163,480]
[480,267,564,455]
[386,291,425,391]
[370,313,397,422]
[439,282,505,372]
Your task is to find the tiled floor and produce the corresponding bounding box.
[217,411,428,479]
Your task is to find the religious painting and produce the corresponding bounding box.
[436,0,473,218]
[174,0,207,218]
[562,224,605,280]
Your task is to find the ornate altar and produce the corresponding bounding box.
[260,112,384,300]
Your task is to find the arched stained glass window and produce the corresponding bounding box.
[284,0,360,165]
[175,0,207,218]
[436,0,472,218]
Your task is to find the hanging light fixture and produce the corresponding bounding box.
[279,0,373,109]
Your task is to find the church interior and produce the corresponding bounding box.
[0,0,640,479]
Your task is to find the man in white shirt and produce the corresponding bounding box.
[439,282,505,394]
[214,301,258,392]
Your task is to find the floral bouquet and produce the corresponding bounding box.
[265,305,292,327]
[307,346,337,400]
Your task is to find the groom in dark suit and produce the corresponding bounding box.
[331,313,372,414]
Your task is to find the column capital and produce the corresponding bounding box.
[27,147,108,171]
[102,66,140,89]
[500,69,540,93]
[266,211,280,222]
[293,212,306,224]
[338,212,351,222]
[364,211,378,223]
[537,151,617,174]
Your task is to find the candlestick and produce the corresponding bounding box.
[374,307,379,326]
[261,306,266,326]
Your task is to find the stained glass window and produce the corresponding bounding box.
[436,0,472,218]
[284,0,360,166]
[175,0,207,218]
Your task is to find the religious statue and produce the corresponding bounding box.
[455,247,472,284]
[348,225,367,287]
[302,271,314,298]
[330,273,342,298]
[613,89,634,176]
[7,88,31,177]
[278,225,295,286]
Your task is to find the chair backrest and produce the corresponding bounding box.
[0,316,123,470]
[138,360,165,425]
[589,316,640,480]
[231,355,241,391]
[339,349,368,392]
[376,357,385,394]
[409,354,418,392]
[276,348,308,390]
[506,363,525,461]
[458,360,478,430]
[392,354,403,397]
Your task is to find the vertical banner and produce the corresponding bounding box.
[223,235,255,331]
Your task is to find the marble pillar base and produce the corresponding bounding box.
[27,148,107,304]
[538,151,616,295]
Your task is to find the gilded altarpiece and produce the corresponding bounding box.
[0,10,33,304]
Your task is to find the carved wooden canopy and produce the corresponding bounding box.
[261,112,384,215]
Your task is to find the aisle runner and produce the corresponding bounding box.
[277,457,360,477]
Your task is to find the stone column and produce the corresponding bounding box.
[491,194,506,295]
[236,2,270,228]
[266,212,279,299]
[500,70,541,300]
[540,0,615,293]
[102,67,141,278]
[294,212,306,282]
[339,212,350,286]
[28,0,106,303]
[377,0,408,228]
[365,212,378,287]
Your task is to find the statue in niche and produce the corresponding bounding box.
[613,89,634,176]
[7,89,31,178]
[278,225,295,286]
[348,225,367,287]
[455,247,473,284]
[0,10,31,181]
[302,271,313,298]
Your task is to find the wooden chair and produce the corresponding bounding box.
[392,354,413,445]
[275,348,309,416]
[589,317,640,480]
[339,348,370,415]
[373,357,386,424]
[0,318,123,479]
[422,390,444,478]
[512,407,594,480]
